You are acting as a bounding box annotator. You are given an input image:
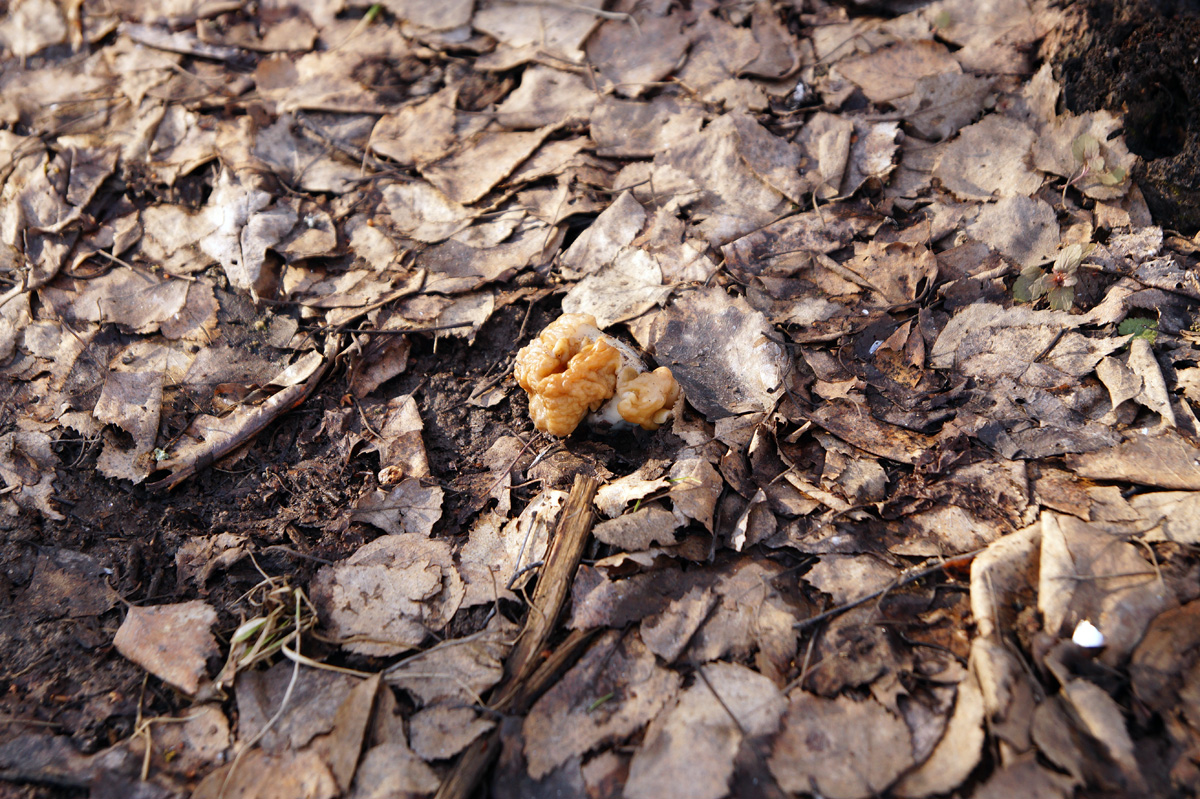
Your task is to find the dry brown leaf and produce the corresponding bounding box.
[409,703,496,761]
[769,690,915,799]
[561,246,670,328]
[459,489,566,607]
[934,115,1042,201]
[352,478,443,536]
[21,548,119,620]
[370,86,458,167]
[494,65,595,129]
[894,72,994,141]
[200,169,297,297]
[970,523,1041,639]
[419,222,558,294]
[113,600,218,695]
[524,631,681,780]
[840,40,961,104]
[310,534,464,656]
[309,674,381,793]
[595,465,669,519]
[1066,431,1200,490]
[842,240,937,305]
[842,119,901,196]
[1038,511,1175,666]
[381,181,477,243]
[559,191,646,279]
[92,369,163,483]
[0,430,63,521]
[1032,110,1135,200]
[421,125,554,205]
[252,115,365,194]
[926,0,1061,75]
[625,662,785,799]
[966,195,1060,267]
[722,203,879,283]
[382,0,473,31]
[806,400,936,465]
[386,614,516,706]
[129,703,230,783]
[649,114,791,246]
[0,0,67,57]
[591,96,705,158]
[804,554,900,605]
[894,670,986,797]
[1126,337,1176,427]
[645,287,787,420]
[350,741,440,799]
[586,12,690,99]
[192,747,338,799]
[473,0,603,67]
[1060,679,1145,789]
[593,504,681,552]
[972,756,1076,799]
[729,112,808,205]
[370,395,430,480]
[640,585,719,664]
[668,457,722,531]
[1130,600,1200,742]
[49,267,190,334]
[1123,491,1200,544]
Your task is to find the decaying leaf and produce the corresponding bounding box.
[113,600,219,695]
[310,534,464,656]
[352,478,443,536]
[625,662,785,799]
[524,631,680,780]
[645,288,788,420]
[769,691,915,799]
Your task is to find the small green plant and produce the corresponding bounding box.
[1013,243,1095,311]
[1065,133,1127,199]
[1118,316,1158,345]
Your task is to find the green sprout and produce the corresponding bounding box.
[1064,133,1127,200]
[1013,243,1095,311]
[1118,316,1158,345]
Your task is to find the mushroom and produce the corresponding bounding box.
[514,313,680,436]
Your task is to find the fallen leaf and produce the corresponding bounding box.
[625,662,785,799]
[310,534,464,656]
[22,548,119,620]
[769,690,915,799]
[646,287,788,420]
[1038,511,1175,666]
[113,600,219,694]
[934,115,1041,201]
[524,631,681,779]
[351,478,443,537]
[409,703,496,761]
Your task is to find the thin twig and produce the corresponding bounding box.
[794,547,985,632]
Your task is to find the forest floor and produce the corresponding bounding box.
[1,1,1200,798]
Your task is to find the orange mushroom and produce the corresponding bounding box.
[514,313,680,436]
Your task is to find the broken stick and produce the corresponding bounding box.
[435,473,599,799]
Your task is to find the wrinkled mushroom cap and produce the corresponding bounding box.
[514,314,620,436]
[615,366,681,430]
[514,313,681,436]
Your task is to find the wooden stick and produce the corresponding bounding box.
[434,473,599,799]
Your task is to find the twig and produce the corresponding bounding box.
[794,547,985,632]
[293,111,415,180]
[435,474,600,799]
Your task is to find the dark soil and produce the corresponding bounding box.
[0,291,641,798]
[1049,0,1200,233]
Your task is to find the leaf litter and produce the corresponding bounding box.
[2,1,1200,798]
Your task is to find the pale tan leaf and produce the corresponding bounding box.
[769,691,915,799]
[113,601,218,695]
